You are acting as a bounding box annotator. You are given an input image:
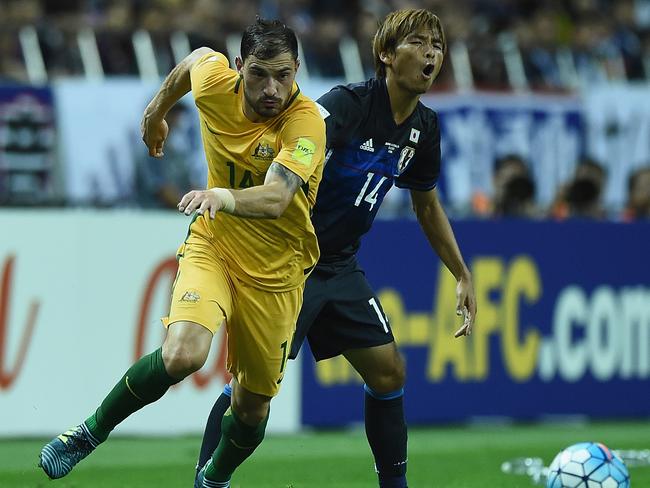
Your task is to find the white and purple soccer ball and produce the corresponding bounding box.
[547,442,630,488]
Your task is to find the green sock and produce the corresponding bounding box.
[85,347,180,442]
[205,407,269,482]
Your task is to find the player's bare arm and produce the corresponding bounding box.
[410,187,476,338]
[141,47,215,158]
[178,162,303,219]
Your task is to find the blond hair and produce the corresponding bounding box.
[373,9,446,78]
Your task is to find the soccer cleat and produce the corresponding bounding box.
[39,423,101,479]
[194,463,204,488]
[194,459,230,488]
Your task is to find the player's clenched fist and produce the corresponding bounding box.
[140,115,169,158]
[178,188,235,219]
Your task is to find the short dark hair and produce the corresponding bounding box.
[497,174,536,216]
[494,154,528,173]
[241,18,298,62]
[566,178,600,207]
[628,165,650,193]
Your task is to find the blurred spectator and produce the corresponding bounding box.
[497,173,537,217]
[517,7,564,90]
[354,9,380,78]
[473,155,538,218]
[133,104,203,209]
[302,15,347,78]
[0,29,28,83]
[611,0,645,80]
[94,0,138,75]
[571,12,625,84]
[552,158,607,220]
[492,155,538,218]
[182,0,228,54]
[0,1,38,82]
[623,166,650,221]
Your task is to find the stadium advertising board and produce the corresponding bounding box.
[301,220,650,426]
[0,211,300,436]
[0,86,56,204]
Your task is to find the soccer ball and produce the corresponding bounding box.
[547,442,630,488]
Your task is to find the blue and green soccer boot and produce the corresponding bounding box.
[194,459,230,488]
[39,423,101,479]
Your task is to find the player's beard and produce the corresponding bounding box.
[244,90,285,119]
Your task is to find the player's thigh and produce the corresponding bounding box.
[288,270,329,359]
[227,283,302,397]
[164,234,233,335]
[307,269,395,360]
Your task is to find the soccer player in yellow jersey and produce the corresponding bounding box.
[196,9,476,488]
[39,19,325,488]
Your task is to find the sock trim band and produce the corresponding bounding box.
[80,422,101,448]
[364,384,404,400]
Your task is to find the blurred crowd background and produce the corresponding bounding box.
[2,0,650,86]
[0,0,649,221]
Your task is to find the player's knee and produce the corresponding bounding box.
[232,399,270,426]
[162,342,207,378]
[365,354,406,393]
[231,386,271,426]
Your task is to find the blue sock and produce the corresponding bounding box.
[364,385,408,488]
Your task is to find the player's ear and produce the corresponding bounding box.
[379,51,394,68]
[294,58,300,73]
[235,56,244,73]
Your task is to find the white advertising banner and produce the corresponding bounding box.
[53,80,206,206]
[421,92,584,208]
[0,210,300,436]
[583,83,650,209]
[54,80,157,204]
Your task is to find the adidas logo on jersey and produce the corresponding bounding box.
[359,138,374,152]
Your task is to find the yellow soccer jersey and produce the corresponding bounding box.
[188,52,325,291]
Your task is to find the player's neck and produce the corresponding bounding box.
[385,75,420,126]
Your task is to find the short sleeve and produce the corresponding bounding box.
[316,87,363,147]
[190,52,230,102]
[274,107,326,184]
[395,112,441,191]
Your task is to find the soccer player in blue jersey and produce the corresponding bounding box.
[196,9,476,488]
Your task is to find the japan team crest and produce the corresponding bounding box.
[397,146,416,174]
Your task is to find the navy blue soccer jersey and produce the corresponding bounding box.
[313,78,441,267]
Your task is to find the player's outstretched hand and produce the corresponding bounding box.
[178,189,223,219]
[141,115,169,158]
[454,273,476,338]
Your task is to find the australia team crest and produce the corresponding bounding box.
[252,141,275,161]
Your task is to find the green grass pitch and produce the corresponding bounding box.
[1,421,649,487]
